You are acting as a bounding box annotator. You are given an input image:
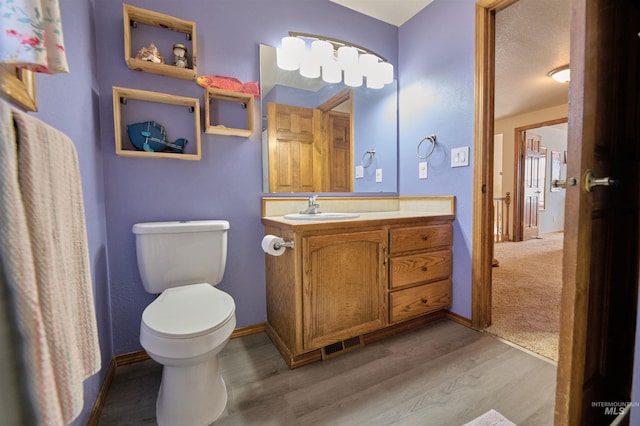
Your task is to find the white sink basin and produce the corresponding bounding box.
[284,212,361,221]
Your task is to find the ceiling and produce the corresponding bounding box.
[494,0,570,119]
[329,0,434,26]
[331,0,570,120]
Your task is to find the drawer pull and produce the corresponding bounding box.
[422,266,428,272]
[421,297,429,304]
[421,235,429,241]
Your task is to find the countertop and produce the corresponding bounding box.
[262,210,455,230]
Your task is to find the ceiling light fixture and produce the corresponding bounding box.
[276,32,394,89]
[548,64,570,83]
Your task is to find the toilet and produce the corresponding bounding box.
[132,220,236,426]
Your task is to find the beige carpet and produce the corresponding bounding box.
[487,231,563,361]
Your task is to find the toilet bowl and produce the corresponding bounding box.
[141,284,236,425]
[132,220,235,426]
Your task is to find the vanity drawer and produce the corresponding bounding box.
[390,224,452,254]
[389,249,452,289]
[389,280,451,323]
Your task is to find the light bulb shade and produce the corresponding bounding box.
[344,66,363,87]
[337,46,358,69]
[276,47,298,71]
[548,65,570,83]
[311,40,334,66]
[299,52,320,79]
[366,62,385,89]
[366,74,384,89]
[359,53,379,77]
[282,36,305,55]
[378,62,394,85]
[277,36,305,71]
[322,60,342,83]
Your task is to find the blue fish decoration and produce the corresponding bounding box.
[127,121,188,153]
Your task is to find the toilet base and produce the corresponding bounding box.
[155,354,227,426]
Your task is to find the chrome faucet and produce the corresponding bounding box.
[300,195,321,214]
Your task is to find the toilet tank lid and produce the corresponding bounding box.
[132,220,230,234]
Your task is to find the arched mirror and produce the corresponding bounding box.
[260,43,398,193]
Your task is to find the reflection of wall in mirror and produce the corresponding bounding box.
[260,43,398,193]
[353,83,397,192]
[262,83,397,193]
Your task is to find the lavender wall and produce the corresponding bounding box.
[94,0,398,354]
[398,0,476,318]
[32,0,111,423]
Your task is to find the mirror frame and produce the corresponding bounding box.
[1,66,37,112]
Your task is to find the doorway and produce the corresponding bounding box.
[474,0,640,424]
[472,0,569,329]
[490,119,567,360]
[511,119,568,242]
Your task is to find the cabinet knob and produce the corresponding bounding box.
[421,235,429,241]
[421,297,428,304]
[422,266,428,272]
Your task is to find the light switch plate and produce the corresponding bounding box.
[451,146,470,167]
[419,162,428,179]
[375,168,382,182]
[355,165,364,178]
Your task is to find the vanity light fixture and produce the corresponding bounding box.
[276,32,394,89]
[548,64,570,83]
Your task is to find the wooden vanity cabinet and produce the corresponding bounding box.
[263,215,453,368]
[388,222,453,323]
[302,229,387,350]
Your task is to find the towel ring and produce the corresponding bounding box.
[361,149,376,168]
[416,135,437,159]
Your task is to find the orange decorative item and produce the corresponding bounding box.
[196,75,260,98]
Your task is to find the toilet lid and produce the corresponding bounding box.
[142,283,235,338]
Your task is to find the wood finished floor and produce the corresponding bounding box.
[98,320,556,425]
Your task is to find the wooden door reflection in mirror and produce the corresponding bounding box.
[266,89,353,193]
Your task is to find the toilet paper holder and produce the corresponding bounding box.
[274,239,295,250]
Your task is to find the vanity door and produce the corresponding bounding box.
[302,228,387,350]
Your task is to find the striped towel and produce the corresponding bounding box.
[0,99,101,425]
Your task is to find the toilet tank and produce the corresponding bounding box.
[132,220,229,294]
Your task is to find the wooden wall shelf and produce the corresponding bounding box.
[112,86,201,160]
[204,88,254,137]
[123,4,197,80]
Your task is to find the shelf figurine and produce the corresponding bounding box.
[127,121,187,153]
[135,43,165,64]
[173,44,188,68]
[196,75,260,98]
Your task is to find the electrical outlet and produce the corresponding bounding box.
[375,168,382,183]
[451,146,470,167]
[355,165,364,178]
[419,162,428,179]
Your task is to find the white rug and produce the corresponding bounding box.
[462,409,516,426]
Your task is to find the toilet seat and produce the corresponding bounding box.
[142,283,235,339]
